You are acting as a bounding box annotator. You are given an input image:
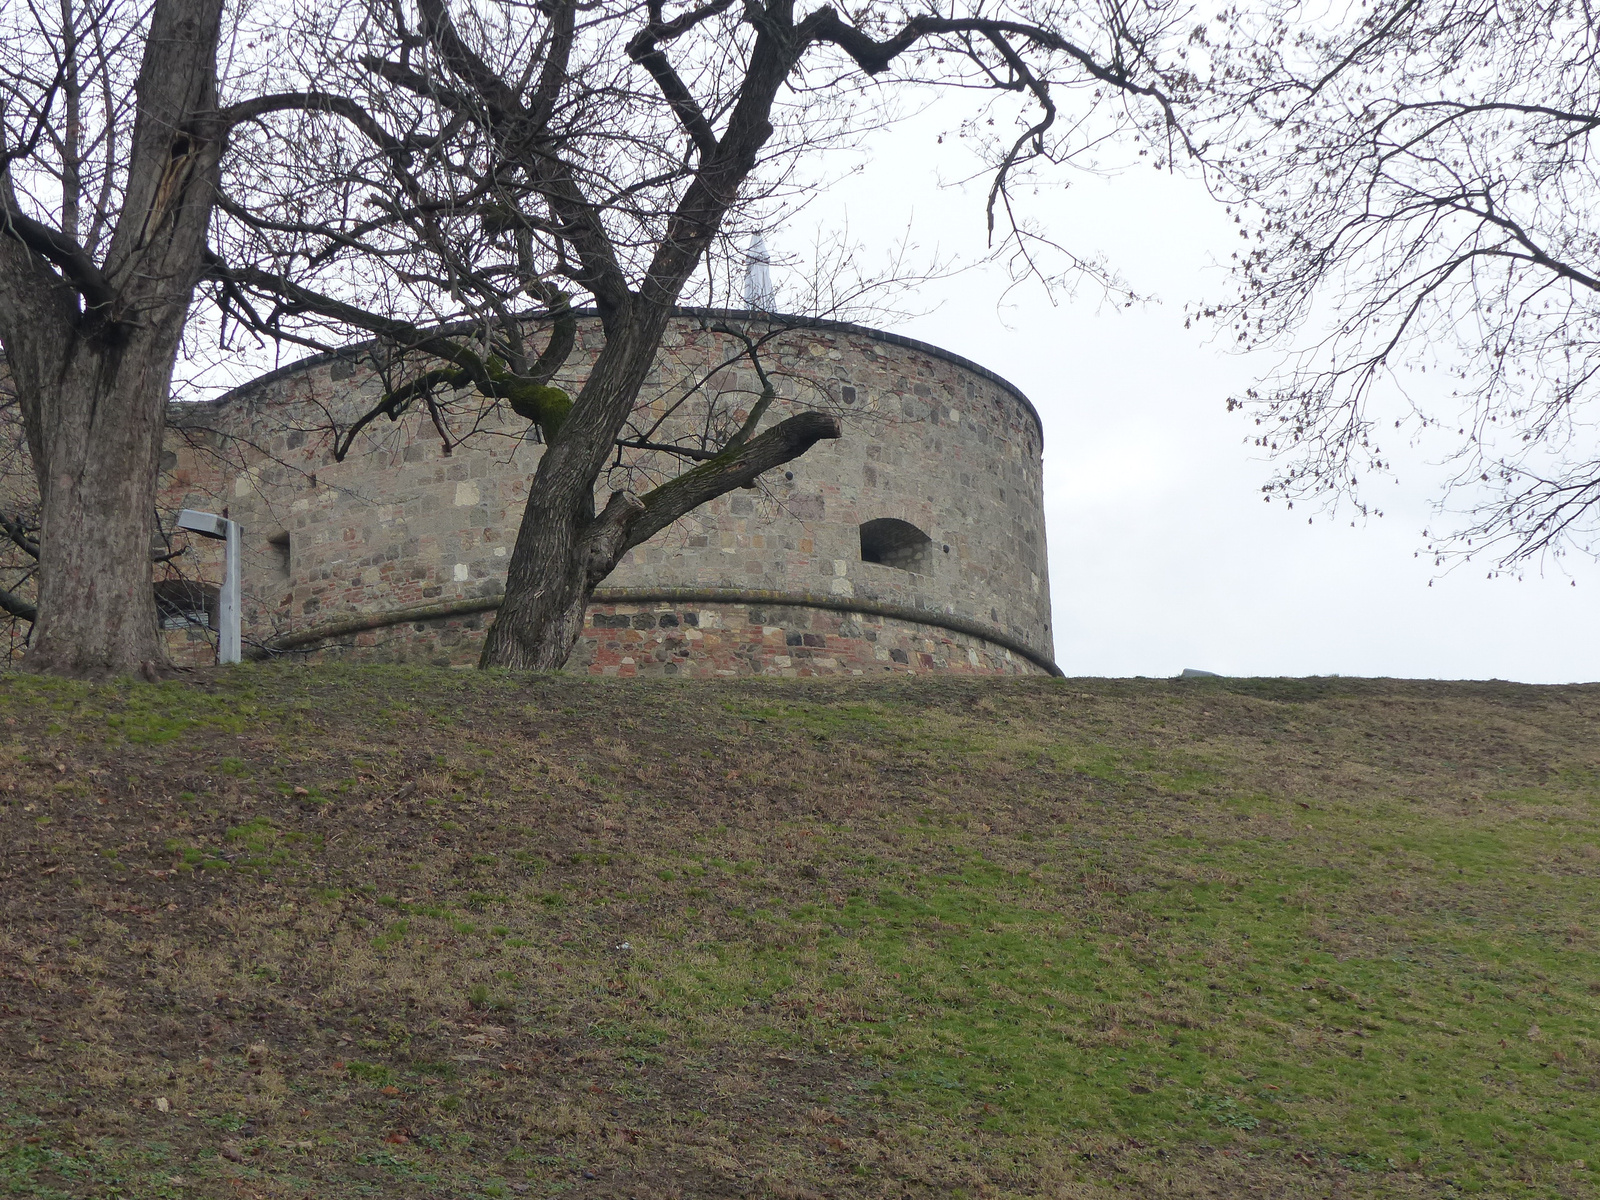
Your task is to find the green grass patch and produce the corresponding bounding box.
[2,667,1597,1199]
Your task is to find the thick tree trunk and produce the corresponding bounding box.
[478,490,596,671]
[24,346,174,678]
[479,350,843,670]
[480,309,671,670]
[0,0,225,678]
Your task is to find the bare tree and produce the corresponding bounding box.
[207,0,1196,669]
[0,0,243,677]
[1205,0,1600,570]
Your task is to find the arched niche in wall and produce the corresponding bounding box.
[267,530,292,583]
[859,517,933,574]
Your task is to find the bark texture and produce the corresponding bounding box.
[25,357,175,678]
[0,0,226,677]
[479,307,675,671]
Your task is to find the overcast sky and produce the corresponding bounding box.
[791,104,1600,684]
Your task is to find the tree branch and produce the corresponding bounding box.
[0,585,36,623]
[0,510,40,559]
[219,91,418,160]
[0,206,118,314]
[621,409,841,553]
[616,437,720,461]
[627,0,738,159]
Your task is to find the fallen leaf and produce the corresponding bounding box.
[154,1096,170,1113]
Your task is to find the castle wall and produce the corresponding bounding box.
[154,312,1056,676]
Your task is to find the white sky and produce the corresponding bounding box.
[790,104,1600,684]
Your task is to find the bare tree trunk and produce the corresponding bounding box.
[480,310,670,670]
[24,345,173,678]
[480,336,842,670]
[0,0,226,678]
[474,13,817,672]
[481,501,599,671]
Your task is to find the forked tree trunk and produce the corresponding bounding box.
[479,309,672,670]
[443,0,828,673]
[0,0,225,678]
[479,318,843,671]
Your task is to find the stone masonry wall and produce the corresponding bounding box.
[257,600,1039,677]
[151,312,1055,675]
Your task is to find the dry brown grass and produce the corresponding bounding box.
[0,667,1596,1198]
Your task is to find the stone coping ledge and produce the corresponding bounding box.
[250,586,1062,676]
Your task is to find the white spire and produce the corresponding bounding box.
[743,232,776,311]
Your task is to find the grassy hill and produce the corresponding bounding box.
[1,667,1597,1200]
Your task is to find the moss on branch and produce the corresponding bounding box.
[366,295,578,441]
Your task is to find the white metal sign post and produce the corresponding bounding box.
[175,509,242,665]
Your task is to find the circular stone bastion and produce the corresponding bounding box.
[154,309,1057,677]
